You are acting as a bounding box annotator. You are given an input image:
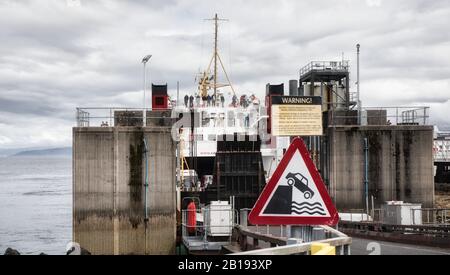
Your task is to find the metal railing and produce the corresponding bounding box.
[341,208,450,226]
[340,221,450,248]
[434,140,450,162]
[233,208,351,255]
[181,207,238,251]
[412,208,450,225]
[75,107,174,128]
[231,225,352,255]
[76,108,90,127]
[329,106,430,126]
[300,61,350,78]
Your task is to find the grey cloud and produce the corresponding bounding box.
[0,97,61,117]
[0,0,449,148]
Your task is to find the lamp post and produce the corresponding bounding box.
[356,44,361,125]
[142,55,152,127]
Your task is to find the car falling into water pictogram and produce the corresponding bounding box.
[286,173,315,199]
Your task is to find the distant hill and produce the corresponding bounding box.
[12,147,72,157]
[0,148,24,157]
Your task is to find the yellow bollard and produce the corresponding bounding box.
[311,243,336,255]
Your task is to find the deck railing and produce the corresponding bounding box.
[328,106,430,126]
[300,61,350,79]
[75,107,174,128]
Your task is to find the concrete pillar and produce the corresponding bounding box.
[73,127,177,255]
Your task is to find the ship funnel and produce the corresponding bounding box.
[289,80,298,96]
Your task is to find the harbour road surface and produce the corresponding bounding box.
[245,226,450,255]
[351,237,450,255]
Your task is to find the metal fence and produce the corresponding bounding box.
[329,106,430,126]
[75,107,174,128]
[76,108,90,127]
[181,207,238,252]
[412,208,450,225]
[300,61,350,78]
[342,208,450,226]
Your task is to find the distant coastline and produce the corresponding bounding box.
[8,147,72,157]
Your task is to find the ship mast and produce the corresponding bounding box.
[213,13,219,101]
[200,14,236,100]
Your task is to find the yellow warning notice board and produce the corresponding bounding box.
[271,96,323,136]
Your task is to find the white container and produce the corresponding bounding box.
[204,201,232,237]
[381,201,422,225]
[339,213,373,222]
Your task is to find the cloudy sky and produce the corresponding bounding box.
[0,0,449,149]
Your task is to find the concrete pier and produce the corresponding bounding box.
[325,125,434,210]
[73,127,176,255]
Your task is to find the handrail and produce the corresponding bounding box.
[230,237,351,255]
[231,224,352,255]
[75,107,175,127]
[299,60,350,78]
[328,106,430,126]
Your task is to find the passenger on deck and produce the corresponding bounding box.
[220,95,225,108]
[189,95,194,108]
[250,94,260,106]
[212,94,216,106]
[184,95,189,107]
[195,94,201,107]
[232,95,238,107]
[207,94,212,107]
[240,95,246,107]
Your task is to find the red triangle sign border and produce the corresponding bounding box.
[249,137,339,226]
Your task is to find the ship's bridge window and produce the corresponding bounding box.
[216,113,225,128]
[208,134,216,141]
[202,111,211,127]
[195,134,204,141]
[227,110,235,127]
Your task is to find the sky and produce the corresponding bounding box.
[0,0,449,149]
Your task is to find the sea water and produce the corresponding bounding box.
[0,156,71,255]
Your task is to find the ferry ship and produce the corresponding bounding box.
[171,14,289,211]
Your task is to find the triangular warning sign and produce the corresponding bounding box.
[249,138,339,226]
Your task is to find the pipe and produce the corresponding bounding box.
[371,195,375,219]
[364,138,369,216]
[357,44,362,125]
[143,137,149,254]
[143,138,149,221]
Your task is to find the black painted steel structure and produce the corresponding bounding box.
[206,134,266,211]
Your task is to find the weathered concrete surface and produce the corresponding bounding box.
[73,127,176,255]
[325,126,434,210]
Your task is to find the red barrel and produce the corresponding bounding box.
[187,202,196,234]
